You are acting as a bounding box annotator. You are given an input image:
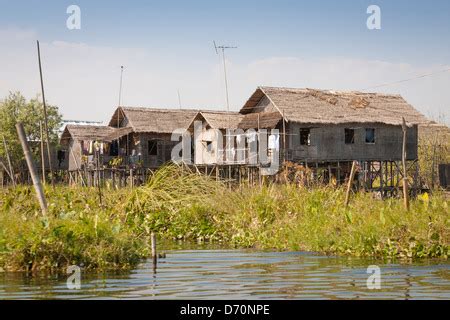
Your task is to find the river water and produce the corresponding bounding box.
[0,248,449,299]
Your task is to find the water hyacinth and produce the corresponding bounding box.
[0,164,448,272]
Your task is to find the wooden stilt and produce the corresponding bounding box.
[402,118,410,210]
[345,160,358,207]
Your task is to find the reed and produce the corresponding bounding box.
[0,165,448,272]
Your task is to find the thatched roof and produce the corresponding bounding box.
[60,125,116,145]
[240,86,430,126]
[238,112,283,129]
[104,127,134,142]
[108,107,199,134]
[198,111,244,129]
[418,122,450,142]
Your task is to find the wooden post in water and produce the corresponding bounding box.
[345,160,358,207]
[16,123,47,215]
[151,232,157,269]
[401,118,410,211]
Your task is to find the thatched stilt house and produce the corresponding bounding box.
[239,86,430,162]
[107,107,198,168]
[187,111,244,165]
[60,125,116,171]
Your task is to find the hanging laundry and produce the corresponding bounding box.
[247,132,257,143]
[268,134,276,149]
[82,140,89,153]
[268,133,280,150]
[94,141,100,153]
[274,133,280,151]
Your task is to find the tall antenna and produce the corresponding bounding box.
[118,66,124,106]
[177,89,182,109]
[118,66,124,128]
[214,41,237,112]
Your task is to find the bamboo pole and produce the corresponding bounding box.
[70,148,86,186]
[37,40,54,187]
[96,149,103,206]
[345,160,358,207]
[130,168,134,188]
[402,118,410,211]
[2,135,15,187]
[151,232,157,258]
[39,121,46,184]
[151,231,157,270]
[430,132,438,189]
[282,111,286,167]
[16,123,47,215]
[0,161,13,182]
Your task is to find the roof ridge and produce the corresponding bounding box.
[120,106,200,112]
[259,86,403,97]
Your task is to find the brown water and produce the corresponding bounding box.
[0,249,449,299]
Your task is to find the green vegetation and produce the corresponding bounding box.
[0,186,147,272]
[0,165,448,272]
[0,92,62,169]
[418,130,450,188]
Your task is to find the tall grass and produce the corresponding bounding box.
[125,165,449,259]
[0,165,448,272]
[0,186,148,272]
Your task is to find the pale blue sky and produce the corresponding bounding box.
[0,0,449,123]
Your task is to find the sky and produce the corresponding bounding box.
[0,0,449,124]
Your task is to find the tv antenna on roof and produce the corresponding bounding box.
[177,89,182,109]
[118,66,124,107]
[117,66,124,128]
[214,41,237,112]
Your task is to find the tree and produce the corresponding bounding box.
[0,92,62,171]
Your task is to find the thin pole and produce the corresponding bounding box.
[177,89,182,110]
[96,149,103,206]
[16,123,47,215]
[221,48,230,112]
[402,118,410,211]
[345,160,358,207]
[0,161,13,182]
[282,111,286,168]
[40,121,46,184]
[118,66,124,107]
[151,231,157,269]
[431,132,438,189]
[70,148,86,186]
[2,135,15,187]
[37,40,54,187]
